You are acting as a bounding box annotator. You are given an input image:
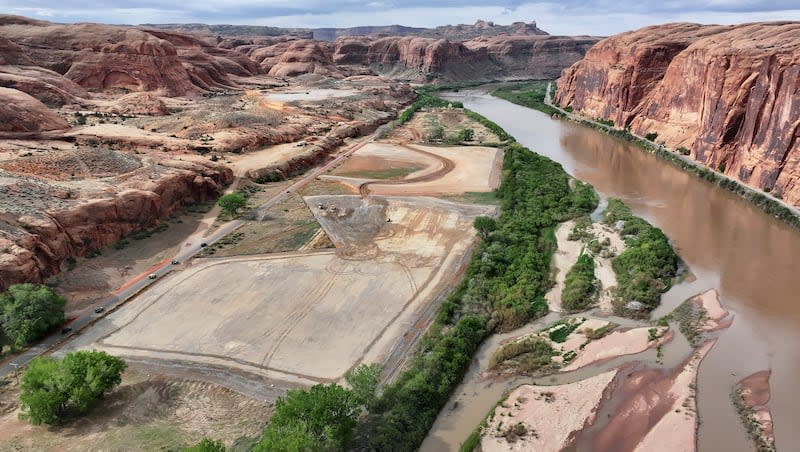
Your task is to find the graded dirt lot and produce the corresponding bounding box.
[323,142,503,196]
[66,196,495,384]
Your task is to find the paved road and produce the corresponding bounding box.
[544,82,800,218]
[0,133,374,378]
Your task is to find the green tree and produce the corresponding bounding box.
[473,216,497,239]
[1,284,66,347]
[255,421,335,452]
[345,363,381,408]
[184,438,226,452]
[19,350,126,425]
[257,384,360,451]
[217,192,247,217]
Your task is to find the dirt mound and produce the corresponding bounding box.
[0,86,69,132]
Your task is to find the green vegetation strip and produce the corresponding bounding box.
[603,199,678,314]
[352,110,597,450]
[492,81,564,118]
[561,252,598,311]
[495,80,800,230]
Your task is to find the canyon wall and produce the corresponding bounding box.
[557,22,800,205]
[0,160,233,290]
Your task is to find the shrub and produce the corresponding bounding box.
[561,253,598,311]
[645,132,659,141]
[183,439,226,452]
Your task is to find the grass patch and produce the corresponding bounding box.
[443,191,501,205]
[492,81,564,118]
[98,423,187,451]
[336,166,422,180]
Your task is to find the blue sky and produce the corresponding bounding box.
[3,1,799,35]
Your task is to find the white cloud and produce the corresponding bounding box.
[2,1,799,35]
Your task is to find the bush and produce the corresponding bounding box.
[473,216,497,239]
[1,284,66,347]
[645,132,659,141]
[19,350,126,425]
[184,439,226,452]
[561,253,598,311]
[255,384,361,451]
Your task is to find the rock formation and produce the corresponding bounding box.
[557,22,800,205]
[331,34,599,81]
[0,158,233,290]
[0,87,69,132]
[0,15,260,96]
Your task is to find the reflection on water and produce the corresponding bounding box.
[431,90,800,451]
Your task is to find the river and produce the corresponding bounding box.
[421,89,800,451]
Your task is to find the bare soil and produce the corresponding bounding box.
[0,366,270,451]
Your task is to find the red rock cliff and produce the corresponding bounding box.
[557,22,800,205]
[0,159,233,290]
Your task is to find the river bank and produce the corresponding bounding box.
[438,88,800,451]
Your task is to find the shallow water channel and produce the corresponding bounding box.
[419,89,800,451]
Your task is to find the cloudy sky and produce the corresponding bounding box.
[3,1,799,35]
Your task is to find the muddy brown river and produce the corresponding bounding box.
[422,89,800,451]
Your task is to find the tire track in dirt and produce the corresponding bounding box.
[259,261,346,367]
[358,145,456,197]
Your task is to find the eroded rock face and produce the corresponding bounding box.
[0,87,69,132]
[0,16,261,96]
[331,34,599,81]
[557,22,800,205]
[0,159,233,290]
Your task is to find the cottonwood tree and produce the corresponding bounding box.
[19,350,127,425]
[1,284,66,347]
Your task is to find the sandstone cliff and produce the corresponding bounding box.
[331,34,599,81]
[0,158,232,290]
[557,22,800,205]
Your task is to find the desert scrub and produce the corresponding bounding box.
[489,336,557,373]
[731,387,776,452]
[603,199,678,314]
[671,300,708,346]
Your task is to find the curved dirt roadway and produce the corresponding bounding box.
[358,144,456,197]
